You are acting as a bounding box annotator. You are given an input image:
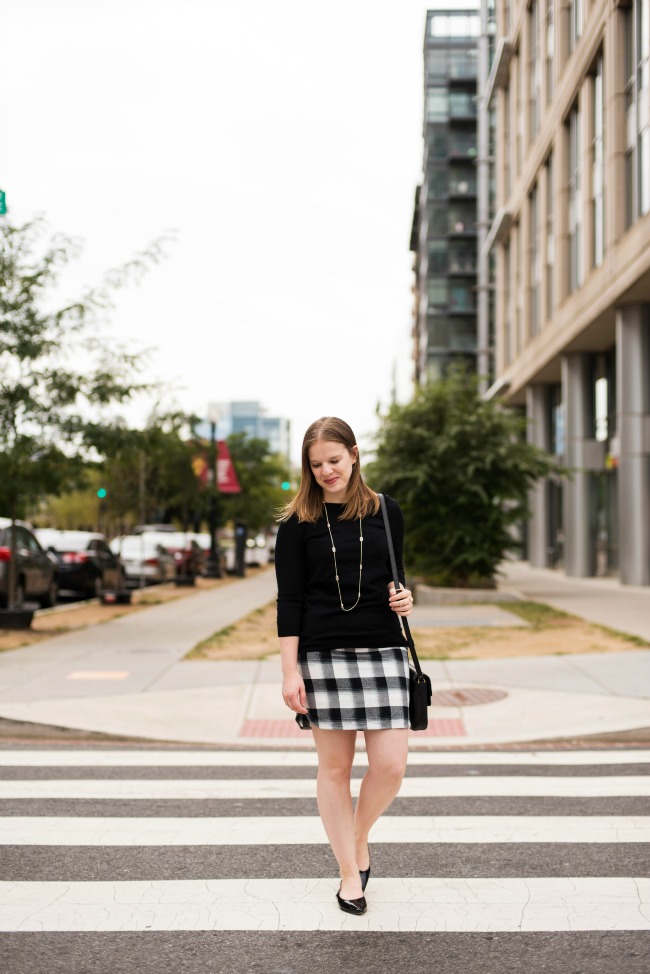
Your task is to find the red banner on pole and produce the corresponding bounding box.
[216,440,241,493]
[192,441,241,494]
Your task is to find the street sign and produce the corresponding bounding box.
[0,191,6,215]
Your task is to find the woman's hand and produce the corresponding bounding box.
[282,670,309,714]
[388,583,414,617]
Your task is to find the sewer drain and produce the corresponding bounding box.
[430,687,508,707]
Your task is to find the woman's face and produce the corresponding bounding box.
[308,439,358,502]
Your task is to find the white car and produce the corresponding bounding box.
[109,535,176,585]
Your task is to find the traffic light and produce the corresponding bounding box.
[281,481,291,491]
[97,488,107,499]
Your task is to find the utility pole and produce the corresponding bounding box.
[205,403,222,577]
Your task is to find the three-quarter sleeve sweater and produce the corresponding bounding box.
[274,494,407,656]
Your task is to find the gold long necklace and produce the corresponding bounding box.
[323,503,363,612]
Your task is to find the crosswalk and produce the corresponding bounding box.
[0,746,649,961]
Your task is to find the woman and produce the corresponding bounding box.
[274,416,413,917]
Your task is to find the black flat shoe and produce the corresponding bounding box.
[359,863,371,892]
[336,887,367,916]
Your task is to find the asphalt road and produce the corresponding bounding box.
[1,743,648,974]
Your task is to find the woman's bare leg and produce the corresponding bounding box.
[354,729,409,870]
[311,726,363,900]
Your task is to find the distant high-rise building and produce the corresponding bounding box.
[481,0,650,585]
[198,402,290,460]
[411,4,481,385]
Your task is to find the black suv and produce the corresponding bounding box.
[35,530,125,598]
[0,518,58,608]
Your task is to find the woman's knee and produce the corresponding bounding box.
[368,756,407,787]
[318,761,354,786]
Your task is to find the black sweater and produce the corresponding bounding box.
[275,495,407,656]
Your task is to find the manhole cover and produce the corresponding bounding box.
[430,687,508,707]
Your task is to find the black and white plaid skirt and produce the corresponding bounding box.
[298,646,410,730]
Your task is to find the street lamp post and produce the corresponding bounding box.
[205,403,222,578]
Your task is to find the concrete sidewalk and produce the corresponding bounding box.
[499,560,650,642]
[0,563,648,748]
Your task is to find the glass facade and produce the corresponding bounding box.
[412,8,479,382]
[625,0,650,224]
[567,103,583,293]
[545,153,554,316]
[591,55,605,267]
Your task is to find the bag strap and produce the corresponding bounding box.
[378,493,424,679]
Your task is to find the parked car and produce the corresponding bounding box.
[35,530,125,599]
[109,535,176,586]
[222,531,269,572]
[0,518,58,609]
[135,531,206,578]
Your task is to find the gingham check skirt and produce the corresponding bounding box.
[298,646,410,730]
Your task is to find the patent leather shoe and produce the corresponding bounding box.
[359,862,371,892]
[336,886,367,916]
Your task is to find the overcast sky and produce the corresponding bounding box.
[1,0,432,461]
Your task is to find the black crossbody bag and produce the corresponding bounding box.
[379,493,432,731]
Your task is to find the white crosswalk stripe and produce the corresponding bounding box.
[0,746,649,935]
[2,815,649,845]
[2,775,648,799]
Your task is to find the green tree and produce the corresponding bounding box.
[368,370,561,587]
[98,414,204,533]
[0,215,171,606]
[220,432,290,533]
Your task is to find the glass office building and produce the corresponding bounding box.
[411,5,480,384]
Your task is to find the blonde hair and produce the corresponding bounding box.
[279,417,379,523]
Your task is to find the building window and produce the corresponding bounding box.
[529,183,540,336]
[503,241,511,366]
[448,202,475,234]
[449,165,477,196]
[504,84,511,197]
[449,91,477,118]
[428,168,448,198]
[625,6,636,227]
[569,0,583,54]
[430,14,480,38]
[487,0,497,70]
[428,279,448,307]
[545,154,554,316]
[623,0,650,225]
[516,223,523,354]
[529,0,541,140]
[546,0,554,103]
[637,0,650,215]
[449,240,477,273]
[426,88,449,121]
[428,125,448,159]
[428,204,447,235]
[426,50,447,80]
[448,129,477,158]
[428,240,448,273]
[449,279,476,313]
[448,49,477,80]
[567,103,583,293]
[591,55,605,267]
[516,50,524,176]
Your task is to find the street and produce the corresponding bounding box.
[1,744,649,973]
